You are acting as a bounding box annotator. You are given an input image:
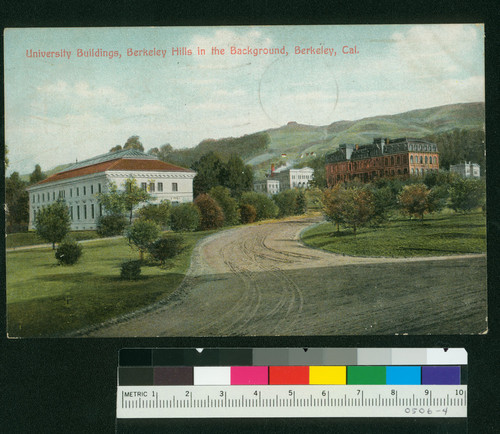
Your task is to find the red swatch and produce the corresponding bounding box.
[269,366,309,385]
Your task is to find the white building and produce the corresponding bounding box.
[273,167,314,191]
[27,149,196,230]
[450,162,480,178]
[254,179,280,196]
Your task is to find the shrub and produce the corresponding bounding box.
[273,190,298,217]
[137,201,171,228]
[449,177,486,212]
[55,239,83,265]
[120,260,141,280]
[149,235,184,265]
[239,204,257,224]
[96,214,127,237]
[194,194,225,230]
[209,186,240,225]
[125,219,161,260]
[169,203,201,232]
[240,192,278,220]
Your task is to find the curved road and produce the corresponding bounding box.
[86,217,487,337]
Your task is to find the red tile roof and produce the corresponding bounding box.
[36,158,193,185]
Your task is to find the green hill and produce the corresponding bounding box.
[20,102,484,180]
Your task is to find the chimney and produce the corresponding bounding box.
[271,164,275,177]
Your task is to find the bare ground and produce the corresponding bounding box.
[85,217,487,337]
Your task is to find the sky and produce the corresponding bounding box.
[4,24,484,175]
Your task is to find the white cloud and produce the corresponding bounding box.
[391,24,482,79]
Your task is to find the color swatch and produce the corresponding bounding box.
[118,348,466,387]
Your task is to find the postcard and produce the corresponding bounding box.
[4,25,486,338]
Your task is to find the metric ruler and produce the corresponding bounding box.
[116,348,467,419]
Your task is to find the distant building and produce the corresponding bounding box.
[450,162,480,178]
[325,137,439,187]
[273,166,314,191]
[27,149,196,230]
[254,179,280,196]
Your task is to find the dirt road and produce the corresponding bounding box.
[86,217,487,337]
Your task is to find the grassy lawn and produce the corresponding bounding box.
[301,211,486,257]
[6,231,214,337]
[6,230,100,248]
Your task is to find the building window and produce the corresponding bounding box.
[410,155,414,163]
[91,204,95,219]
[158,182,163,192]
[172,183,178,192]
[91,185,94,194]
[98,183,102,193]
[397,156,400,164]
[425,156,428,164]
[84,205,87,219]
[149,182,155,192]
[70,206,73,220]
[42,193,45,202]
[141,182,147,191]
[53,192,55,200]
[420,156,423,164]
[77,206,80,220]
[70,188,73,197]
[76,187,79,196]
[391,156,394,165]
[83,186,86,195]
[99,204,103,217]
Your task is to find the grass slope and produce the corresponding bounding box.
[6,231,100,248]
[6,231,214,337]
[301,211,486,257]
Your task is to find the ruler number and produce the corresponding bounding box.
[322,391,326,397]
[455,390,464,395]
[254,391,258,396]
[185,391,191,397]
[391,390,395,395]
[357,390,361,395]
[425,389,429,395]
[220,391,226,397]
[289,390,293,396]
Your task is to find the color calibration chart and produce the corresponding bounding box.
[116,348,467,419]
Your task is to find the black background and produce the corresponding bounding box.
[1,1,499,432]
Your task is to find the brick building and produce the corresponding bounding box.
[325,138,439,187]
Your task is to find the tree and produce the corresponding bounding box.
[34,200,71,249]
[96,181,126,216]
[125,219,160,261]
[191,151,225,197]
[169,203,201,232]
[371,185,397,223]
[449,177,486,212]
[339,187,376,235]
[55,239,83,265]
[209,186,240,225]
[109,145,122,152]
[220,154,253,198]
[29,164,46,185]
[194,194,225,230]
[398,184,431,221]
[5,172,29,232]
[96,178,150,223]
[123,135,144,151]
[137,201,171,228]
[322,184,345,233]
[240,192,279,221]
[122,178,151,223]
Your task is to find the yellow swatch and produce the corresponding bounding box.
[309,366,347,385]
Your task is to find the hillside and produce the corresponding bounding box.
[168,102,484,177]
[20,102,484,180]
